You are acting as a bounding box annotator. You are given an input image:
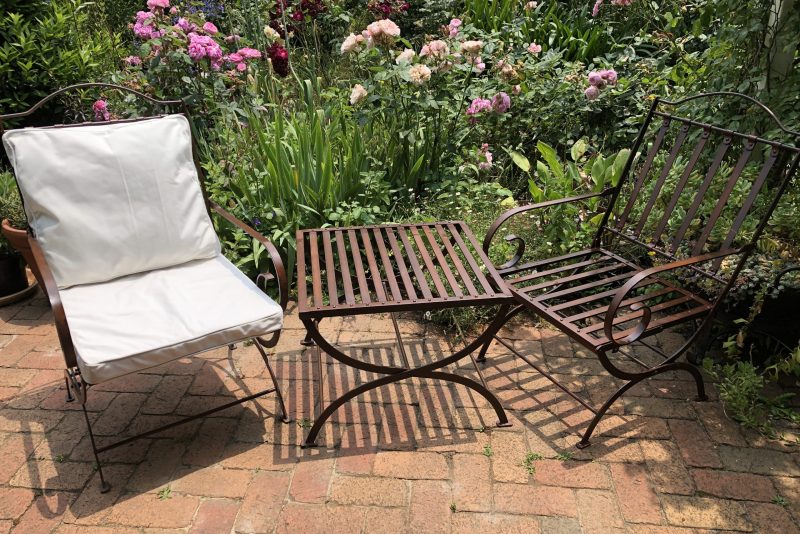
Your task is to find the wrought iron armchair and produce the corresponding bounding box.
[481,93,800,448]
[0,84,290,491]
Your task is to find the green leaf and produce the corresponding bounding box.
[610,149,631,186]
[507,149,531,173]
[570,139,588,162]
[536,141,563,179]
[590,155,607,188]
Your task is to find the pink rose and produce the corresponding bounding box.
[584,85,600,100]
[202,22,218,35]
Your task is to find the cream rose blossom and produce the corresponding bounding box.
[350,84,368,105]
[396,48,415,64]
[341,33,365,54]
[408,64,432,85]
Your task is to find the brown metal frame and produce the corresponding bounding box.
[481,92,800,448]
[0,83,291,492]
[295,222,515,447]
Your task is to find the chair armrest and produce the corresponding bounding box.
[482,189,612,269]
[603,248,741,348]
[27,234,79,369]
[209,201,289,311]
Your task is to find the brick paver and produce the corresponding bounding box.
[0,296,797,532]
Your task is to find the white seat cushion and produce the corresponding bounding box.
[60,254,283,384]
[2,115,220,288]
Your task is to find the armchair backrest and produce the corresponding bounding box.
[2,114,220,288]
[600,92,800,282]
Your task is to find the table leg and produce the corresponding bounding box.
[300,305,512,447]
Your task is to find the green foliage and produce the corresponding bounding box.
[210,81,388,282]
[0,0,119,118]
[703,358,800,438]
[522,451,543,474]
[0,172,26,255]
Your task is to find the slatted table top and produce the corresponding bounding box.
[296,222,513,318]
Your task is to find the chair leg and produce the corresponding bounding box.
[64,373,74,403]
[254,339,291,424]
[301,319,318,346]
[577,360,708,449]
[80,397,111,493]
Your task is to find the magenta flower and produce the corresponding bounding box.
[93,100,110,121]
[600,69,618,84]
[202,22,218,35]
[146,0,169,10]
[175,17,196,33]
[491,92,511,113]
[466,98,492,116]
[133,11,157,39]
[187,33,224,69]
[592,0,603,16]
[584,85,600,100]
[588,71,605,87]
[478,144,493,170]
[238,47,262,59]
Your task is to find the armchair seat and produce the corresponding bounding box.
[502,247,711,351]
[61,254,283,384]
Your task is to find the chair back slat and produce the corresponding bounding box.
[616,117,671,230]
[651,128,711,242]
[602,93,799,283]
[690,139,755,256]
[633,123,692,237]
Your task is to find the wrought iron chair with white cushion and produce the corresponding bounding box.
[0,84,290,492]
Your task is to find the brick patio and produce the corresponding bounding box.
[0,292,798,533]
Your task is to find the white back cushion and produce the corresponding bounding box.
[2,115,220,288]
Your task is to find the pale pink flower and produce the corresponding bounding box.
[447,18,462,37]
[169,6,177,14]
[350,84,368,105]
[341,32,365,54]
[396,48,415,64]
[527,42,542,55]
[584,85,600,100]
[460,40,483,55]
[420,40,449,60]
[592,0,603,16]
[512,84,521,95]
[365,19,400,46]
[124,55,142,66]
[202,22,218,35]
[409,64,432,85]
[525,1,538,9]
[471,56,485,73]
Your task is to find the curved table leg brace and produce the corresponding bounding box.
[301,305,512,447]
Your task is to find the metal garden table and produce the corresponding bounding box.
[296,221,515,447]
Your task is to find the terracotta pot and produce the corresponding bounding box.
[1,219,46,296]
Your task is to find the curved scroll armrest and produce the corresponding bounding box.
[603,248,740,348]
[482,189,613,261]
[27,234,79,369]
[209,201,289,311]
